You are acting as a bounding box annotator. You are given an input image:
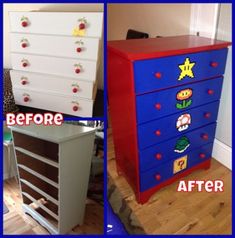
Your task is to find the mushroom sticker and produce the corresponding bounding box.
[174,136,190,153]
[176,88,193,109]
[176,114,191,132]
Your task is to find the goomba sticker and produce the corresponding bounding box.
[178,57,195,81]
[174,136,190,153]
[173,155,188,174]
[176,114,191,132]
[176,88,193,109]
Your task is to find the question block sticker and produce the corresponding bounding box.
[173,155,188,174]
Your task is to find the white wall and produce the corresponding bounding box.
[108,4,191,40]
[3,3,104,89]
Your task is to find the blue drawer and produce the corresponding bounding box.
[136,77,223,124]
[139,123,216,171]
[134,48,228,94]
[140,143,213,192]
[138,101,219,149]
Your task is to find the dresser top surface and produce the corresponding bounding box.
[108,35,231,61]
[9,123,95,143]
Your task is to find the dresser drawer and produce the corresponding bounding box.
[13,88,93,117]
[136,77,223,124]
[138,101,219,149]
[134,48,228,94]
[9,12,103,38]
[10,70,96,100]
[140,143,213,192]
[11,53,97,81]
[10,33,100,61]
[139,123,216,171]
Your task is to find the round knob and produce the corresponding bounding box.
[72,87,78,93]
[155,103,161,110]
[21,21,28,27]
[155,130,161,136]
[75,68,81,74]
[201,133,209,140]
[73,105,79,112]
[204,112,211,119]
[21,43,27,48]
[210,62,218,68]
[22,62,28,67]
[23,96,29,102]
[21,80,27,85]
[207,89,214,95]
[155,72,162,79]
[155,174,161,181]
[76,47,82,53]
[155,153,162,160]
[79,23,86,30]
[199,153,206,159]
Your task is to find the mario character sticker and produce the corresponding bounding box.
[174,136,190,153]
[176,114,191,132]
[173,155,188,174]
[178,57,195,81]
[176,88,193,109]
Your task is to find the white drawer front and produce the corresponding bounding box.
[11,53,97,81]
[13,88,93,117]
[9,12,103,38]
[10,70,96,100]
[10,33,100,60]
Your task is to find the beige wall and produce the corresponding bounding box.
[3,3,104,89]
[108,4,191,40]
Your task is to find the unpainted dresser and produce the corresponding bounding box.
[10,124,95,234]
[9,12,103,117]
[108,35,231,204]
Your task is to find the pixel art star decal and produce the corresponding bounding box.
[178,57,196,81]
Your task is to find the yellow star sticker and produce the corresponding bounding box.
[178,58,195,81]
[72,27,85,36]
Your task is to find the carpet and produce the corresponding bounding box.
[4,202,9,214]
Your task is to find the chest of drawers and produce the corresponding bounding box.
[108,35,231,204]
[10,124,95,234]
[9,12,103,117]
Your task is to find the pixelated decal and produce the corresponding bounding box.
[176,113,191,132]
[176,88,193,109]
[178,57,195,81]
[174,136,190,153]
[173,155,188,174]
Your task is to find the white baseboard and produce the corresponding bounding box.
[212,139,232,170]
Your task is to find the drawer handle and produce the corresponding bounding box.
[23,94,30,102]
[210,62,219,68]
[21,16,29,27]
[73,105,79,112]
[204,112,211,119]
[155,153,162,160]
[155,130,161,136]
[207,89,214,95]
[72,85,79,93]
[75,40,84,53]
[21,59,29,68]
[72,101,79,112]
[155,174,161,181]
[74,63,83,74]
[78,17,87,30]
[155,103,161,110]
[21,38,29,48]
[21,77,28,85]
[155,72,162,79]
[201,133,209,140]
[199,153,206,159]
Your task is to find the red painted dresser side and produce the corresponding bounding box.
[108,49,140,199]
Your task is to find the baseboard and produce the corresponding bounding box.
[212,139,232,170]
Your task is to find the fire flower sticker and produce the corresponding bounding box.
[176,88,193,109]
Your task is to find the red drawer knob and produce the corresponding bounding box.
[155,174,161,181]
[155,130,161,136]
[155,103,161,110]
[73,105,79,111]
[155,153,162,160]
[79,23,86,30]
[76,47,82,53]
[21,80,27,85]
[207,89,214,95]
[75,68,81,74]
[22,62,28,67]
[72,87,78,93]
[199,153,206,159]
[21,21,28,27]
[204,112,211,118]
[155,72,162,79]
[21,43,27,48]
[210,62,218,68]
[201,133,209,140]
[23,96,29,102]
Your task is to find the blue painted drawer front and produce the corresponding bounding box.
[140,143,213,192]
[139,123,216,171]
[138,101,219,149]
[134,48,228,94]
[136,77,223,124]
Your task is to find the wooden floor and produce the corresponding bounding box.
[108,127,232,235]
[4,178,104,235]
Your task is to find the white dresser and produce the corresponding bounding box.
[10,124,95,234]
[9,12,103,117]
